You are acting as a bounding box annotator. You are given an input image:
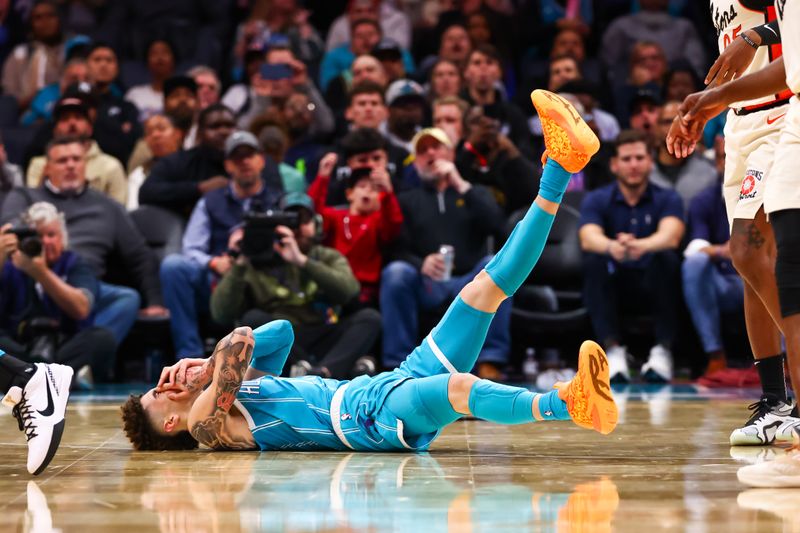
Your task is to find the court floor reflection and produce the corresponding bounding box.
[0,389,797,532]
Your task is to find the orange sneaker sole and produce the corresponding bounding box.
[530,89,600,173]
[563,340,618,435]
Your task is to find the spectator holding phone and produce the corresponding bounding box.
[236,44,334,139]
[308,147,403,306]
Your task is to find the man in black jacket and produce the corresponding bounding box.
[380,127,511,379]
[139,104,285,218]
[2,137,167,351]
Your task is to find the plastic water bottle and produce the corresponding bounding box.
[523,347,538,382]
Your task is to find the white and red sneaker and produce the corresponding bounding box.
[2,363,73,475]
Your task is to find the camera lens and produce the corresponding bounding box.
[19,236,42,257]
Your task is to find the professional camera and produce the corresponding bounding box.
[239,209,299,267]
[7,226,42,257]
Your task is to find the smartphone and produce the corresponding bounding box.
[260,63,293,81]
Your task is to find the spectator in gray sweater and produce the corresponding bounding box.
[1,137,167,347]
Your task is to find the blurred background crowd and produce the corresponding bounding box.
[0,0,742,389]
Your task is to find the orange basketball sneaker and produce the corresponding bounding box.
[556,341,618,435]
[531,89,600,173]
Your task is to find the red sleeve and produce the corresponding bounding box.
[377,191,404,244]
[307,173,330,212]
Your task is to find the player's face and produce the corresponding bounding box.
[611,142,652,188]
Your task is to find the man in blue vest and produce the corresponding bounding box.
[160,131,283,358]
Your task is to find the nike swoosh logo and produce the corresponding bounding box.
[38,380,55,417]
[767,113,787,125]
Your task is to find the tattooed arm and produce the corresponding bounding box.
[187,327,258,450]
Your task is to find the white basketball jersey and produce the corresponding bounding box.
[711,0,794,109]
[776,0,799,93]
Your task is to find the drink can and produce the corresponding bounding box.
[439,245,454,281]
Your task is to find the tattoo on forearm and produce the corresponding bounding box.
[190,328,256,450]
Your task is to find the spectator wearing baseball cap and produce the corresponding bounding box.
[125,74,200,175]
[25,83,128,206]
[140,105,282,219]
[384,79,428,154]
[380,126,509,378]
[160,129,284,358]
[372,39,406,84]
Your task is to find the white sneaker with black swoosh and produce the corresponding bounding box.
[1,363,73,475]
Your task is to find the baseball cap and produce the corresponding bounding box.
[372,39,403,61]
[629,87,662,113]
[279,192,315,214]
[411,127,452,155]
[54,82,95,120]
[385,79,426,108]
[164,75,198,98]
[224,131,260,158]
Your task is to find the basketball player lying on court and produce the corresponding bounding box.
[117,90,619,452]
[0,90,614,471]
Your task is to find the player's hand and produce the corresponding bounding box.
[317,152,338,179]
[421,253,446,280]
[156,358,207,391]
[681,88,728,129]
[273,225,308,266]
[706,31,759,87]
[665,114,701,159]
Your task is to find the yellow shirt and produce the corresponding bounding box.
[27,141,128,206]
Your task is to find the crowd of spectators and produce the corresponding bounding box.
[0,0,735,387]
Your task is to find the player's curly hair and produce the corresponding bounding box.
[120,394,199,451]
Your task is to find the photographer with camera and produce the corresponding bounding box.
[160,131,283,358]
[0,202,115,384]
[210,192,381,379]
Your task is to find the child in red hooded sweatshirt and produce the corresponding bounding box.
[307,152,404,305]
